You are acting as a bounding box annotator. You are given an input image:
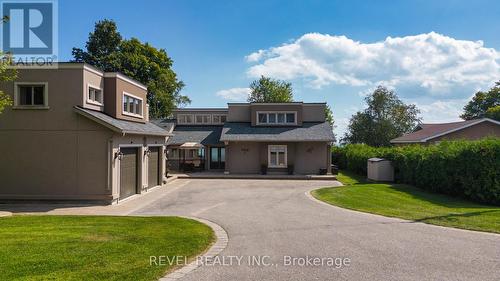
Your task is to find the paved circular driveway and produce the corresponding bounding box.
[134,179,500,281]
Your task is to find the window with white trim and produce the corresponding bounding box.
[15,83,48,107]
[268,145,287,168]
[257,112,296,125]
[195,114,211,124]
[122,93,143,117]
[212,114,227,124]
[87,86,102,104]
[177,114,194,124]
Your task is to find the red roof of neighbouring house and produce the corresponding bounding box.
[390,118,500,143]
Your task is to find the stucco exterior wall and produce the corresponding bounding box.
[302,104,326,122]
[227,104,251,122]
[83,68,105,112]
[226,141,329,174]
[0,115,114,201]
[428,121,500,143]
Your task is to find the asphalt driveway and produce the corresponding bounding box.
[133,179,500,281]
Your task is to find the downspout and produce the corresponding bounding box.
[107,138,113,192]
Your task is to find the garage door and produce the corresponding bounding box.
[148,147,160,188]
[120,147,138,199]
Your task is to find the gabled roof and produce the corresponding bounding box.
[167,126,224,146]
[390,118,500,143]
[74,106,171,137]
[220,122,335,142]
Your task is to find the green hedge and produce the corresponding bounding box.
[331,139,500,205]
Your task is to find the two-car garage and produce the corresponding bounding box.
[119,146,163,200]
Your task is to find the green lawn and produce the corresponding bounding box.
[336,170,368,185]
[0,216,214,281]
[314,171,500,234]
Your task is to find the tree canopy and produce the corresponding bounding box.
[247,76,293,103]
[0,53,17,114]
[72,19,189,118]
[485,105,500,121]
[461,82,500,120]
[342,86,421,147]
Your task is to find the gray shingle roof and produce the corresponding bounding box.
[150,119,176,133]
[74,106,170,137]
[220,122,335,142]
[167,126,224,146]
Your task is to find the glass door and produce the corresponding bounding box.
[210,147,225,169]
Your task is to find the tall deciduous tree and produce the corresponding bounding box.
[0,53,17,114]
[72,19,189,118]
[461,82,500,120]
[247,76,293,103]
[485,105,500,121]
[342,86,421,147]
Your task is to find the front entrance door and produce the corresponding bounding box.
[210,147,225,169]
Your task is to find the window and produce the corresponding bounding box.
[122,93,143,117]
[15,83,47,107]
[212,114,227,124]
[268,145,287,168]
[87,86,102,104]
[257,112,296,125]
[195,114,211,124]
[177,114,194,124]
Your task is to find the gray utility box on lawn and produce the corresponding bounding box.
[367,158,394,182]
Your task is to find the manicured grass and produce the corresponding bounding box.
[336,170,368,185]
[0,216,214,281]
[314,171,500,233]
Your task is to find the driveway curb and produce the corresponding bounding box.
[159,217,228,281]
[0,211,12,217]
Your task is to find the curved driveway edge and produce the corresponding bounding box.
[0,211,12,217]
[159,217,229,281]
[305,187,500,237]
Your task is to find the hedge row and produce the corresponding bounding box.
[331,139,500,205]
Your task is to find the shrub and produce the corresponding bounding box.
[331,139,500,205]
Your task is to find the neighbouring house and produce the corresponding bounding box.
[0,63,170,204]
[390,118,500,145]
[154,102,335,175]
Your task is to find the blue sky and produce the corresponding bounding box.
[58,0,500,137]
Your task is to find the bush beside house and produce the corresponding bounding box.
[331,139,500,205]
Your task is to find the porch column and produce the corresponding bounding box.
[224,141,230,174]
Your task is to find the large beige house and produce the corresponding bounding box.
[155,102,335,175]
[0,63,169,204]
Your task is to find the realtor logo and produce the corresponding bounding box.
[1,0,57,65]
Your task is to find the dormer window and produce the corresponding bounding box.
[122,92,143,117]
[195,114,211,124]
[87,85,102,105]
[177,114,194,124]
[257,111,296,125]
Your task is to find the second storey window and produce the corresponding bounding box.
[257,112,296,125]
[195,114,211,124]
[177,114,194,124]
[88,86,102,104]
[212,114,227,124]
[123,93,143,117]
[15,83,48,108]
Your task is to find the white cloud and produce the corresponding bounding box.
[412,99,467,123]
[216,87,251,101]
[246,32,500,96]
